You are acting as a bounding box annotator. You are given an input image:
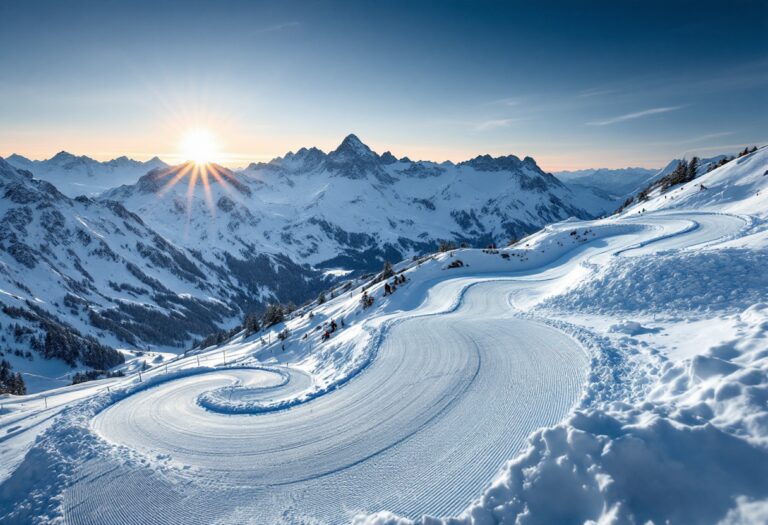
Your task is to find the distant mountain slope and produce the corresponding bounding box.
[105,134,615,272]
[0,158,331,390]
[5,152,168,197]
[554,167,659,198]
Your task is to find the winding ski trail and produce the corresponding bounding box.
[0,210,750,525]
[77,281,588,523]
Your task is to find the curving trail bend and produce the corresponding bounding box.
[71,282,588,524]
[53,211,748,525]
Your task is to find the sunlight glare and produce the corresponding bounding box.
[179,128,219,164]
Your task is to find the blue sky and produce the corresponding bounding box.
[0,0,766,169]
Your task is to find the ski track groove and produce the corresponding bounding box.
[64,283,588,524]
[29,210,743,525]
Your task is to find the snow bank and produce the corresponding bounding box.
[354,303,768,525]
[543,248,768,314]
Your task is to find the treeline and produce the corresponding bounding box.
[2,302,125,370]
[71,369,125,385]
[706,146,758,172]
[0,360,26,395]
[192,302,294,350]
[620,146,759,212]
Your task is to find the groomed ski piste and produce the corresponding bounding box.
[1,148,767,524]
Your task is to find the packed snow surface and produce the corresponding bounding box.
[1,147,766,524]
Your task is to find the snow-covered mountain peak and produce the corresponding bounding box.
[6,153,32,165]
[4,152,171,197]
[380,151,398,164]
[50,150,81,163]
[330,133,377,160]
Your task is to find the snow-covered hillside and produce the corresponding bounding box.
[104,134,616,271]
[622,146,768,218]
[1,144,766,524]
[0,158,330,391]
[5,152,167,197]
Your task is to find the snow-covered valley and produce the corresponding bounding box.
[1,146,766,524]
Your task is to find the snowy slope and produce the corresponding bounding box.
[2,199,765,524]
[1,142,767,525]
[622,146,768,218]
[0,158,330,391]
[5,152,167,197]
[103,134,615,272]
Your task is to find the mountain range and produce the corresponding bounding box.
[6,152,167,197]
[103,134,615,270]
[0,134,712,389]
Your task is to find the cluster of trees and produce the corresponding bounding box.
[262,303,287,327]
[71,369,125,385]
[371,261,395,286]
[2,303,125,370]
[43,326,125,369]
[659,157,700,192]
[620,157,701,211]
[620,146,759,213]
[0,360,26,395]
[438,240,457,253]
[707,146,758,173]
[195,325,242,349]
[194,302,295,350]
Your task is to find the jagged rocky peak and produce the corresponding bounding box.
[283,146,327,170]
[380,151,398,164]
[460,153,525,172]
[329,134,379,160]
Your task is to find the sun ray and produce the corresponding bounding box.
[207,164,237,199]
[200,165,216,218]
[158,162,194,198]
[186,165,200,217]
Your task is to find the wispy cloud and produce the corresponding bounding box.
[587,105,684,126]
[578,88,615,98]
[475,118,518,131]
[679,131,735,144]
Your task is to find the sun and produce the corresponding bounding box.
[179,128,219,165]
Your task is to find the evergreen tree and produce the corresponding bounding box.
[687,157,699,180]
[243,312,260,336]
[0,360,26,395]
[262,303,285,327]
[318,291,327,304]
